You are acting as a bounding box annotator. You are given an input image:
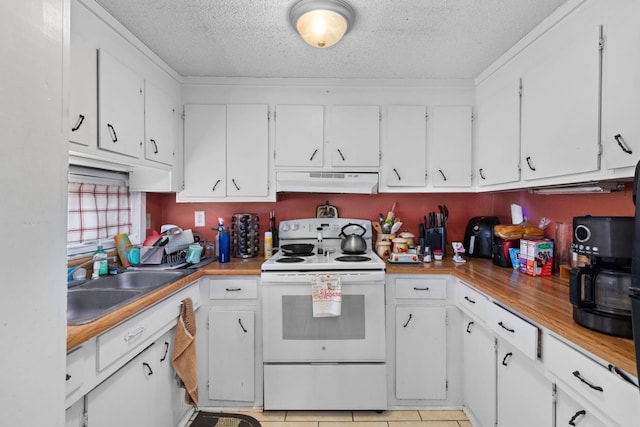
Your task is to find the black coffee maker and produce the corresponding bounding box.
[569,216,634,338]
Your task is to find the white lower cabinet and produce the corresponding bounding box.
[208,309,255,402]
[496,340,552,427]
[154,328,189,427]
[65,398,85,427]
[462,316,496,427]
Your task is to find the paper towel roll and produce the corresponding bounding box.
[510,204,524,225]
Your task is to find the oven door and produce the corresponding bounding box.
[262,272,386,363]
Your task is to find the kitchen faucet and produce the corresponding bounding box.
[67,256,117,281]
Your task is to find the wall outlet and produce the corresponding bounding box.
[194,211,206,227]
[145,213,151,230]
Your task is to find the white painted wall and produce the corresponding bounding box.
[0,1,69,425]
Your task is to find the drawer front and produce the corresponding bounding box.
[66,345,85,397]
[395,277,447,300]
[97,283,200,371]
[455,281,488,320]
[486,302,538,360]
[209,278,258,299]
[546,335,640,427]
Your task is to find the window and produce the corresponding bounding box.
[67,166,144,256]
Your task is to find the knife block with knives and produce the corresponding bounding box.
[419,206,449,257]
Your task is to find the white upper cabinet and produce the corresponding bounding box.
[330,105,380,168]
[430,106,473,187]
[180,104,270,201]
[274,105,324,168]
[384,105,426,187]
[69,31,96,147]
[144,81,175,166]
[520,18,600,181]
[97,48,144,159]
[602,0,640,170]
[475,79,521,187]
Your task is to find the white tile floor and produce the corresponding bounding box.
[236,410,472,427]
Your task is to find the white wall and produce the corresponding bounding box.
[0,1,69,425]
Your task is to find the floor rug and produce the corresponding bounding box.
[189,412,262,427]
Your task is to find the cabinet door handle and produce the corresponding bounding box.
[614,134,633,154]
[413,287,429,291]
[107,123,118,143]
[501,352,513,366]
[403,313,413,328]
[525,156,536,171]
[479,168,486,180]
[232,178,240,191]
[337,149,346,161]
[238,318,248,333]
[150,138,158,154]
[160,341,169,362]
[66,373,71,381]
[608,363,636,386]
[498,321,515,333]
[212,179,221,191]
[568,409,586,426]
[464,296,476,304]
[142,362,153,376]
[71,114,85,132]
[466,321,474,334]
[393,168,402,181]
[572,370,603,392]
[309,148,318,161]
[124,325,146,341]
[438,169,447,181]
[225,287,242,292]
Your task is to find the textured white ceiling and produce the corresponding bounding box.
[95,0,569,79]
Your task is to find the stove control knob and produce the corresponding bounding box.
[290,223,299,231]
[282,224,290,232]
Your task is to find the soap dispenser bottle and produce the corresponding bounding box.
[92,244,108,278]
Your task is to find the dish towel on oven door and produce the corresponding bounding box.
[312,274,342,317]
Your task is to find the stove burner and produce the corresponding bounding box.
[283,252,314,257]
[335,255,371,262]
[276,257,305,263]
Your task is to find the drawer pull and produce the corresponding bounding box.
[466,321,474,334]
[238,318,248,333]
[413,287,430,291]
[226,287,242,292]
[403,313,413,328]
[608,364,637,387]
[143,362,153,376]
[502,352,513,366]
[498,321,515,333]
[568,409,586,426]
[123,326,146,342]
[464,296,476,304]
[572,370,603,392]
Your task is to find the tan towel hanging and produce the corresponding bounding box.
[172,297,198,407]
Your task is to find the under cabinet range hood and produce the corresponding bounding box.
[276,171,379,194]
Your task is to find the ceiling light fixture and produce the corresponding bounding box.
[289,0,355,48]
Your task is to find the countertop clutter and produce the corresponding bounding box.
[66,256,637,378]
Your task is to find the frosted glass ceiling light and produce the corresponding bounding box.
[290,0,355,48]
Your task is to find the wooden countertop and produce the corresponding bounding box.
[67,255,637,379]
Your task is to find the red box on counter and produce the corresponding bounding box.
[519,239,554,276]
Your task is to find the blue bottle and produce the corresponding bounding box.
[218,227,230,263]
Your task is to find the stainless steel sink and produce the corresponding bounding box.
[67,269,193,325]
[67,288,143,325]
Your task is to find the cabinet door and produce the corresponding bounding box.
[154,328,188,427]
[331,105,380,167]
[182,104,226,198]
[97,49,144,159]
[144,81,175,166]
[497,341,552,427]
[602,1,640,169]
[65,398,84,427]
[385,106,426,187]
[556,388,608,427]
[87,344,155,427]
[430,106,472,187]
[226,104,269,197]
[275,105,324,167]
[463,316,496,427]
[69,32,96,147]
[208,310,255,402]
[476,79,521,187]
[395,306,446,400]
[520,23,600,180]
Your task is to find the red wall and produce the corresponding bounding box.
[146,183,634,244]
